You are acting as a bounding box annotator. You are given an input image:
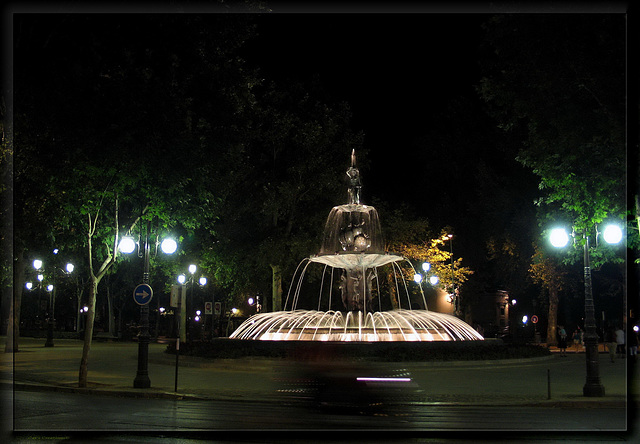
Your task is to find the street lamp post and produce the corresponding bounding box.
[444,234,459,317]
[133,222,152,389]
[174,265,206,392]
[119,222,177,389]
[413,262,439,310]
[33,258,74,347]
[550,223,623,397]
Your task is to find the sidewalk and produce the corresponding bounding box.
[1,336,635,408]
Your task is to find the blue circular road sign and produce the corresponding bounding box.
[133,283,153,305]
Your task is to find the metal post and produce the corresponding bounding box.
[449,236,458,317]
[175,290,181,392]
[45,277,55,347]
[582,235,605,397]
[134,222,152,389]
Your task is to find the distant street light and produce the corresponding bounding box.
[176,264,207,343]
[414,262,440,304]
[550,222,623,397]
[443,234,460,317]
[31,255,74,347]
[174,264,207,392]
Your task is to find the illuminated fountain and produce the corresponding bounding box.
[230,151,483,342]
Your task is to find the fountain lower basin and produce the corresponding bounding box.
[229,309,484,342]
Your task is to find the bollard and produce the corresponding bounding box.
[547,369,551,399]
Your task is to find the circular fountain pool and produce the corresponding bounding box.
[230,309,483,342]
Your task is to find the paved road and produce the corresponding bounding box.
[2,336,638,440]
[7,389,629,432]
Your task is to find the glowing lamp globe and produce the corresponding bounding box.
[550,228,569,248]
[161,238,178,254]
[118,237,136,254]
[602,224,622,244]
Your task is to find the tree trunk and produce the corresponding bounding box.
[76,284,83,333]
[271,264,282,312]
[78,276,98,387]
[546,286,559,346]
[6,250,25,353]
[106,285,116,337]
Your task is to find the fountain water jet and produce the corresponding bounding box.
[230,151,483,342]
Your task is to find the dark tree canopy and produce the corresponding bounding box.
[478,14,627,265]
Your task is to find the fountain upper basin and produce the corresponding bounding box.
[309,252,404,269]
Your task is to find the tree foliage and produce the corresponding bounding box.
[203,78,364,308]
[379,203,473,294]
[477,14,629,267]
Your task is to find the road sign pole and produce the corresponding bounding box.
[134,222,152,389]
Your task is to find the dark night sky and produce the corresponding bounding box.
[241,13,495,207]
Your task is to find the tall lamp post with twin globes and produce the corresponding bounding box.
[174,265,206,392]
[25,265,51,337]
[118,225,178,389]
[30,257,74,347]
[176,265,207,343]
[549,222,623,397]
